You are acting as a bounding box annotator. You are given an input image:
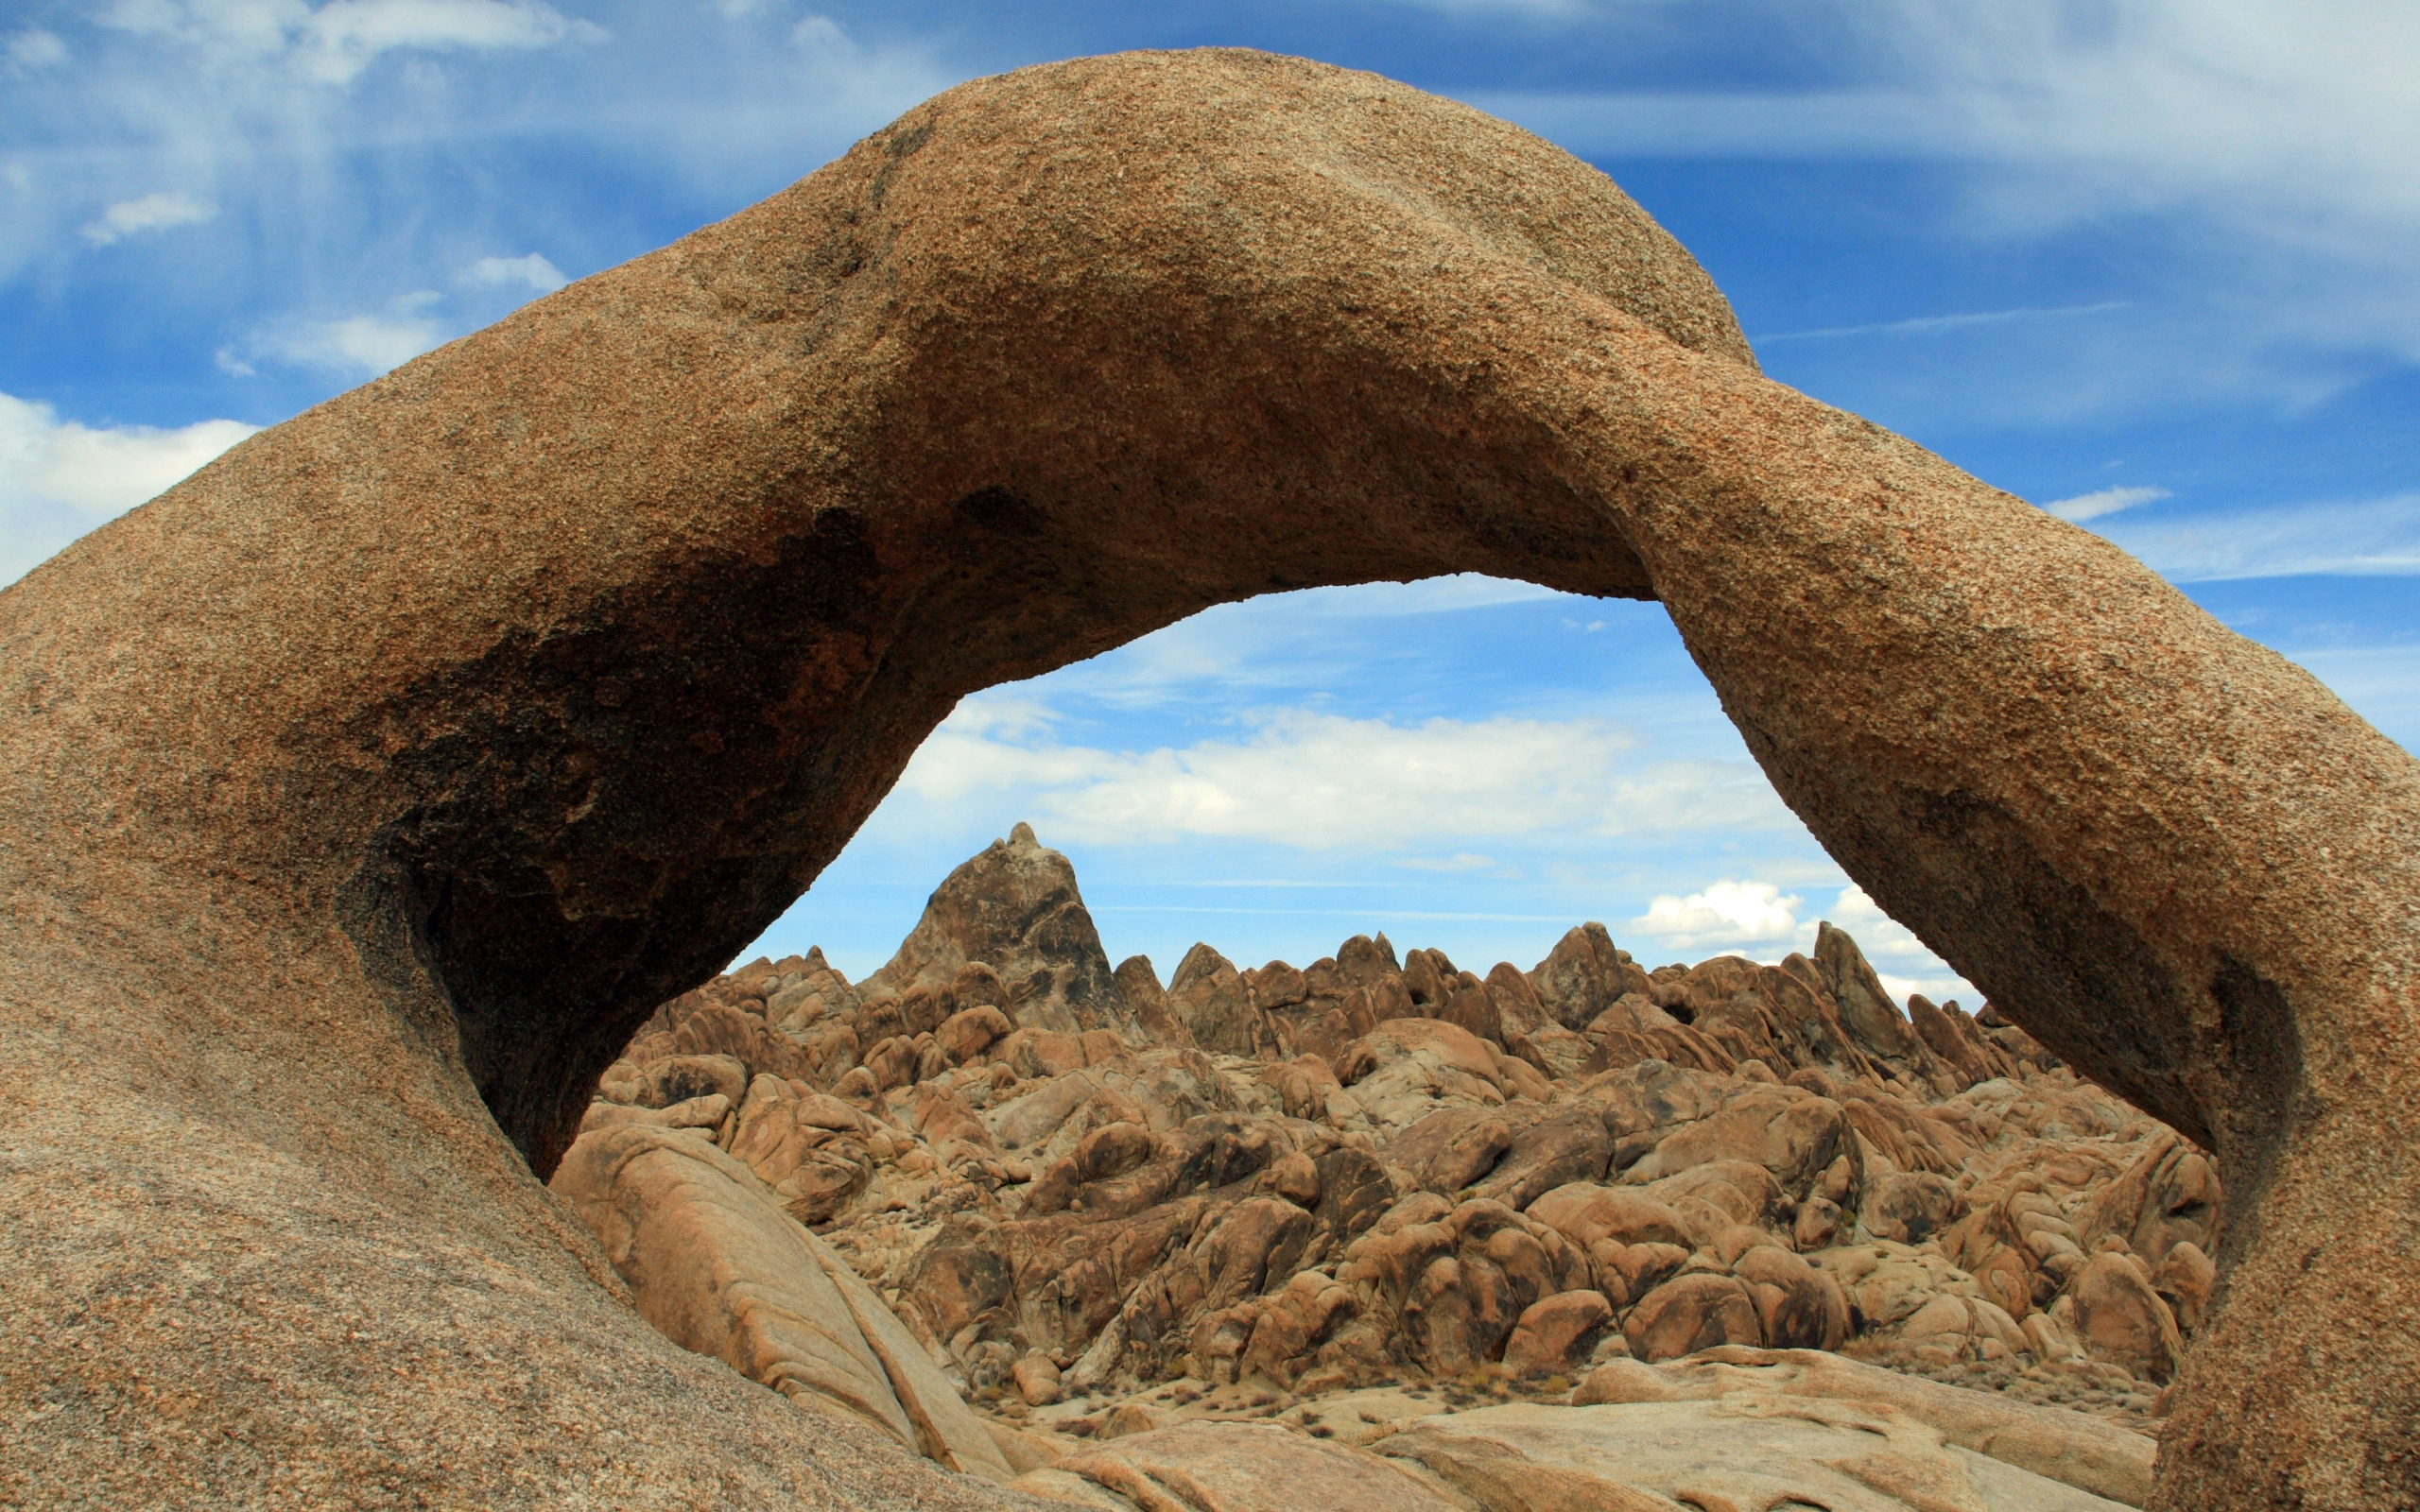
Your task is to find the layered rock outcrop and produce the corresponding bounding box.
[6,45,2413,1511]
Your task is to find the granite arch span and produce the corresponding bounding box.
[3,48,2413,1511]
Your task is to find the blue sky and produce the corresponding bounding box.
[6,3,2415,1003]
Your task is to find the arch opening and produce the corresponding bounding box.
[732,574,1981,1010]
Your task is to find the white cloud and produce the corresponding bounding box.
[892,697,1801,850]
[79,191,216,247]
[298,0,603,84]
[2094,494,2420,581]
[1478,5,2420,232]
[1618,878,1980,1001]
[233,289,445,375]
[6,28,68,72]
[100,0,601,83]
[0,392,259,584]
[0,392,258,520]
[1629,880,1802,952]
[0,0,954,316]
[459,251,565,292]
[1395,853,1498,873]
[2043,485,2169,524]
[259,307,445,374]
[1474,2,2420,371]
[98,0,301,60]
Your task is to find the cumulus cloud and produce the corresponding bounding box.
[1617,877,1979,1001]
[0,391,258,583]
[79,191,216,247]
[1629,880,1802,952]
[2043,485,2169,524]
[893,697,1797,850]
[459,251,566,291]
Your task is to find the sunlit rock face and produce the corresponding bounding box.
[6,45,2413,1511]
[573,826,2217,1506]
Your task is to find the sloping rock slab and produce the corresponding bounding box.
[1377,1399,2135,1512]
[551,1122,1013,1482]
[1573,1345,2155,1506]
[1015,1419,1461,1512]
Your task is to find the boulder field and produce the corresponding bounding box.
[559,824,2208,1509]
[4,47,2414,1512]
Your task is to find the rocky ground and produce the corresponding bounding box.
[554,823,2218,1510]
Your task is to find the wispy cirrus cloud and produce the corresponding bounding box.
[1475,0,2420,387]
[1759,302,2130,344]
[1477,3,2420,235]
[0,3,953,397]
[2094,494,2420,581]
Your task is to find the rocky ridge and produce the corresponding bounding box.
[558,825,2219,1509]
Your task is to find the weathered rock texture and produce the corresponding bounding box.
[595,846,2204,1505]
[2,46,2413,1510]
[549,1118,1016,1481]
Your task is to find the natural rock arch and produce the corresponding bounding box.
[1,48,2412,1512]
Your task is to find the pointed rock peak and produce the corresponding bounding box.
[1170,941,1236,994]
[1114,954,1165,998]
[1115,954,1196,1050]
[1814,919,1918,1060]
[857,828,1132,1037]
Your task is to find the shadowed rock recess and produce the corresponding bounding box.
[0,47,2411,1512]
